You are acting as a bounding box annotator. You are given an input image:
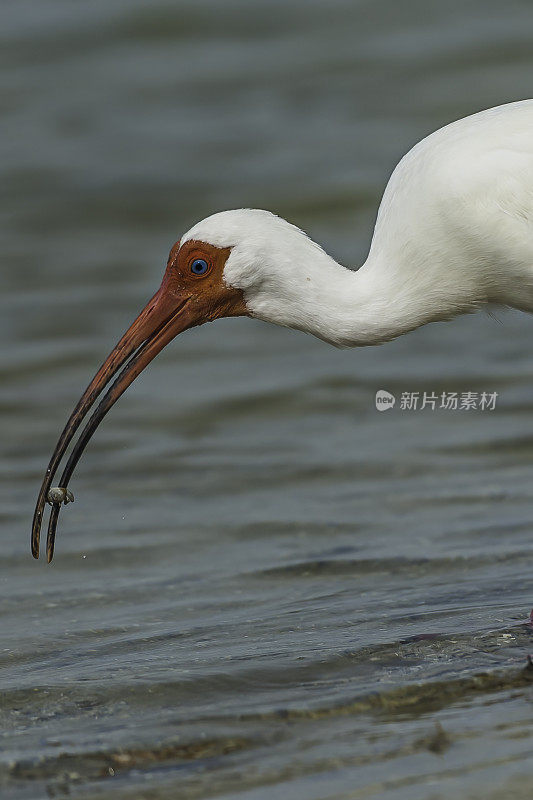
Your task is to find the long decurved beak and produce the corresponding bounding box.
[32,270,199,563]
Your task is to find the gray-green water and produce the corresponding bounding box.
[1,1,533,797]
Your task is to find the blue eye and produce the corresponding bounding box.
[190,258,209,275]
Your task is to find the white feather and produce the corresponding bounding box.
[181,100,533,347]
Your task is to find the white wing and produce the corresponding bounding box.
[369,100,533,312]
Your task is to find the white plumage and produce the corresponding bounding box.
[182,100,533,347]
[32,100,533,561]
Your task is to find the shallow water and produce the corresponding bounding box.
[1,1,533,797]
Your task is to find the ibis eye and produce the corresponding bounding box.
[190,258,209,276]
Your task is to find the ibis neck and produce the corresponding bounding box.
[342,248,485,346]
[264,248,481,348]
[329,255,449,347]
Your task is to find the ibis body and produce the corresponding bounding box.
[33,99,533,560]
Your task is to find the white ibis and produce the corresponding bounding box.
[33,99,533,562]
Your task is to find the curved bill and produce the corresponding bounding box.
[31,275,199,562]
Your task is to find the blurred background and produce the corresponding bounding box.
[2,1,533,798]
